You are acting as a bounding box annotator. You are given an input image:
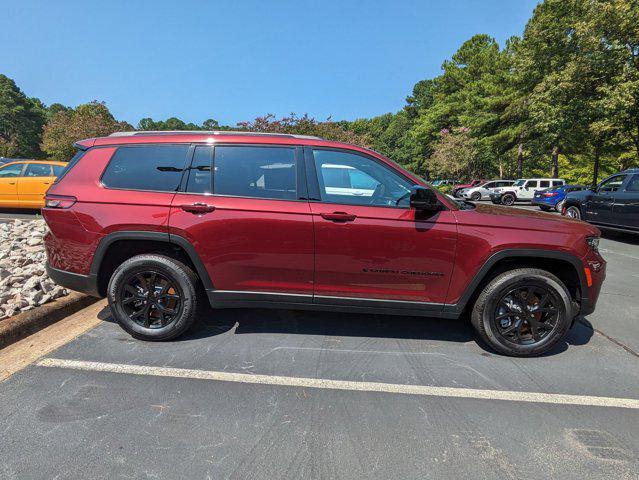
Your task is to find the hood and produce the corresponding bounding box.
[458,202,601,237]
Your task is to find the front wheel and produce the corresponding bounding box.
[565,205,581,220]
[107,254,201,341]
[470,268,573,357]
[470,191,482,201]
[501,193,516,206]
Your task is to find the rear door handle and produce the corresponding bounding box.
[321,211,357,222]
[180,202,216,214]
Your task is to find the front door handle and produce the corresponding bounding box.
[321,211,357,222]
[180,202,216,214]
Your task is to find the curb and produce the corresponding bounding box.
[0,292,100,349]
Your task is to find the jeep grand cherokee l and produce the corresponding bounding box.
[43,131,606,357]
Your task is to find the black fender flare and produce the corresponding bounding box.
[89,231,214,291]
[443,248,589,317]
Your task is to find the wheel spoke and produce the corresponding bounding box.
[120,271,181,329]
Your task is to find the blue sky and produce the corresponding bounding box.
[1,0,539,127]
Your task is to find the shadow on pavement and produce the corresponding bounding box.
[98,304,594,357]
[601,230,639,246]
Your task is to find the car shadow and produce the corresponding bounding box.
[601,230,639,246]
[97,305,594,357]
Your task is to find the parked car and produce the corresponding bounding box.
[452,179,486,197]
[562,169,639,234]
[460,180,515,201]
[489,178,566,206]
[0,160,67,208]
[531,184,587,212]
[43,131,605,357]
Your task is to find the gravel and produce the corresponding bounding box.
[0,219,68,320]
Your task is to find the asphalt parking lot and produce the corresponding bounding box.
[0,204,638,479]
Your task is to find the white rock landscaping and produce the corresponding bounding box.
[0,219,68,320]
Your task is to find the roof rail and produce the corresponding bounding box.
[108,130,323,140]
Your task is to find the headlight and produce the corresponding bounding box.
[586,236,599,252]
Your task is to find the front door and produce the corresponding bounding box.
[17,163,55,208]
[168,144,314,302]
[520,180,538,199]
[0,163,24,207]
[306,147,457,309]
[585,174,627,224]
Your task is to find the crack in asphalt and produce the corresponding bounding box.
[577,319,639,359]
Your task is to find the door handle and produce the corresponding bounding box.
[180,202,216,214]
[321,211,357,222]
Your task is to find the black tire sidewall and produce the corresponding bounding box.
[502,193,515,205]
[108,256,198,341]
[474,270,572,356]
[471,192,481,201]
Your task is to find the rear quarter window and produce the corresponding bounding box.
[101,145,189,192]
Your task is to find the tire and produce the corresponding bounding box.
[470,191,482,201]
[501,193,515,206]
[107,254,201,341]
[470,268,573,357]
[555,200,565,212]
[565,205,581,220]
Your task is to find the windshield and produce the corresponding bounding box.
[513,179,526,186]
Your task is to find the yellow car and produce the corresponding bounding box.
[0,160,67,209]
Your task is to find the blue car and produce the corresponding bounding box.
[531,184,587,212]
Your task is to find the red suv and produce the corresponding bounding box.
[43,131,605,356]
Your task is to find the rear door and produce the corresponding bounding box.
[611,174,639,230]
[0,163,24,207]
[168,144,314,302]
[306,147,456,309]
[17,163,55,208]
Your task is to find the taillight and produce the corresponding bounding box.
[44,195,76,209]
[542,192,558,197]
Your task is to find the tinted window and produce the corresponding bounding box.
[552,180,563,186]
[313,149,412,207]
[25,163,52,177]
[626,175,639,192]
[598,175,627,192]
[213,146,297,200]
[52,165,65,176]
[186,146,212,194]
[483,182,496,188]
[539,180,550,188]
[102,145,188,191]
[525,180,538,188]
[0,163,23,178]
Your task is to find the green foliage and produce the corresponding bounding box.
[41,101,133,161]
[0,74,46,158]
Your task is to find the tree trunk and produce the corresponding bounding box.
[592,145,600,188]
[551,145,559,178]
[499,162,504,179]
[516,142,523,178]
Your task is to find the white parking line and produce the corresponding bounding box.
[37,358,639,410]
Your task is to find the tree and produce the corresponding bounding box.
[41,101,132,161]
[429,127,480,179]
[0,74,46,158]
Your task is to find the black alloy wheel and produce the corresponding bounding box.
[471,191,482,201]
[119,271,182,329]
[493,285,559,345]
[502,193,515,206]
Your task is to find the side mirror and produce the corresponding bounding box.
[410,186,441,211]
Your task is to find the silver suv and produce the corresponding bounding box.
[460,180,515,201]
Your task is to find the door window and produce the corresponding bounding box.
[52,165,65,177]
[213,146,298,200]
[626,175,639,192]
[185,146,212,194]
[24,163,53,177]
[0,164,24,178]
[101,145,189,192]
[598,175,627,193]
[539,180,550,188]
[524,180,538,188]
[483,182,496,188]
[552,180,563,186]
[313,149,412,207]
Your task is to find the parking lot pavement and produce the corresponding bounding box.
[1,209,638,479]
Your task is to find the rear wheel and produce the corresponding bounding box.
[565,205,581,220]
[107,254,201,341]
[501,193,515,206]
[470,268,572,357]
